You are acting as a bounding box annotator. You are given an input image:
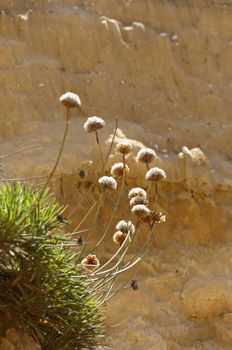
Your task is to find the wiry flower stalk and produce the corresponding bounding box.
[146,167,166,211]
[94,172,125,249]
[89,164,167,303]
[136,147,156,170]
[38,107,71,200]
[78,192,105,259]
[67,119,118,220]
[96,220,156,305]
[84,116,105,169]
[95,130,104,168]
[16,93,81,228]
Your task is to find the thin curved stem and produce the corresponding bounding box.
[94,227,138,277]
[97,233,153,304]
[78,193,105,259]
[94,172,126,250]
[0,145,42,160]
[67,119,118,219]
[95,228,132,274]
[95,130,104,169]
[101,118,118,172]
[38,107,70,200]
[71,198,100,235]
[15,107,71,227]
[155,180,158,212]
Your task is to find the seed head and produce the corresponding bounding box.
[128,187,147,200]
[81,254,100,272]
[146,167,166,181]
[153,212,166,223]
[136,148,156,164]
[116,141,132,155]
[141,211,166,225]
[131,204,150,218]
[111,162,129,178]
[98,176,117,190]
[116,220,135,234]
[60,92,81,108]
[129,195,148,207]
[84,116,105,133]
[113,231,127,246]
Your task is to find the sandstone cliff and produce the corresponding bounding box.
[0,1,231,349]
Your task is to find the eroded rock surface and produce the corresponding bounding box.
[0,1,231,349]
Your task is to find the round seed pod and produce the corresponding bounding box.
[81,254,100,272]
[116,220,135,234]
[113,231,127,246]
[136,148,156,164]
[84,116,105,133]
[60,92,81,108]
[116,141,132,155]
[129,195,148,207]
[128,187,147,200]
[98,176,117,190]
[146,167,166,181]
[111,162,129,177]
[131,204,150,218]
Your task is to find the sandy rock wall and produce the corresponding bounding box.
[0,1,231,349]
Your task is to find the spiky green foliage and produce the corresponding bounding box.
[0,182,104,349]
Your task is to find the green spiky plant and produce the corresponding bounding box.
[0,182,104,349]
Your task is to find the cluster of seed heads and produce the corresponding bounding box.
[113,220,135,246]
[59,95,167,278]
[139,210,166,225]
[129,148,167,223]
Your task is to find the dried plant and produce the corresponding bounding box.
[136,147,156,169]
[0,91,167,349]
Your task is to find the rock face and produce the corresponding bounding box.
[0,1,231,349]
[0,328,40,350]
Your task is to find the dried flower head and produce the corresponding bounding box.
[146,167,166,181]
[98,176,117,190]
[128,187,147,200]
[116,141,132,155]
[129,195,148,207]
[141,211,166,225]
[153,212,166,223]
[116,220,135,234]
[111,162,129,177]
[113,231,127,246]
[136,148,156,164]
[81,254,100,272]
[84,116,105,133]
[131,204,150,218]
[60,92,81,108]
